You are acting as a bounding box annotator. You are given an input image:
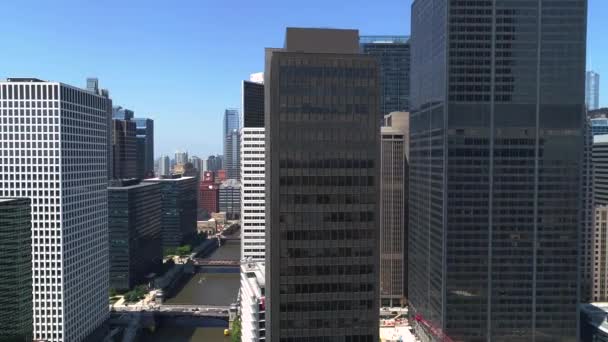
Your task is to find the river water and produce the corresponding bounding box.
[139,327,231,342]
[141,241,241,341]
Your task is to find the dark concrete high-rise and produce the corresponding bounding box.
[134,118,154,179]
[360,36,410,118]
[112,119,137,179]
[108,180,162,291]
[243,80,265,128]
[266,27,380,341]
[408,1,587,341]
[581,121,594,302]
[380,112,409,308]
[0,198,32,341]
[143,175,198,249]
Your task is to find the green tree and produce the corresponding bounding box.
[109,288,117,297]
[231,316,241,342]
[176,245,192,256]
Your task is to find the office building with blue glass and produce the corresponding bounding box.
[408,0,587,341]
[360,35,410,118]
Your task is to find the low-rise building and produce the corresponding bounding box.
[240,262,266,341]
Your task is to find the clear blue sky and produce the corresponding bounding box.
[0,0,605,158]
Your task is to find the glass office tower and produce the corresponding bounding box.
[266,27,380,341]
[408,1,587,341]
[586,71,600,110]
[0,198,32,341]
[360,36,410,118]
[134,118,154,178]
[108,180,162,291]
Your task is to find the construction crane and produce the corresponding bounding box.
[414,314,456,342]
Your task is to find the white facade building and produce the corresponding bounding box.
[0,79,111,342]
[159,155,170,176]
[240,262,266,341]
[240,127,266,260]
[241,76,265,261]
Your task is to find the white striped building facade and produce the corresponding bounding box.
[0,79,110,342]
[240,127,266,260]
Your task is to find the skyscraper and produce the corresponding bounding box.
[207,154,223,172]
[360,35,411,117]
[190,156,204,176]
[112,117,137,179]
[380,112,409,308]
[587,71,600,110]
[108,179,162,291]
[265,28,380,341]
[594,135,608,206]
[224,108,240,139]
[199,171,219,214]
[143,175,198,249]
[581,121,595,302]
[241,77,266,260]
[86,77,99,93]
[240,261,266,342]
[219,179,241,219]
[175,151,189,165]
[0,78,111,342]
[134,118,154,179]
[408,1,587,341]
[159,155,171,176]
[0,198,32,341]
[593,135,608,302]
[224,109,240,180]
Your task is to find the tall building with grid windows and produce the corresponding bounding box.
[408,1,587,341]
[360,36,410,118]
[265,28,380,341]
[224,109,241,180]
[0,78,111,342]
[143,175,198,249]
[380,112,409,308]
[0,198,32,341]
[241,75,266,260]
[134,118,154,179]
[587,71,600,110]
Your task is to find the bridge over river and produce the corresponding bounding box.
[102,238,241,341]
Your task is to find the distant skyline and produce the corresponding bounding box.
[0,0,606,157]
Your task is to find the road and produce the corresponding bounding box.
[111,303,231,317]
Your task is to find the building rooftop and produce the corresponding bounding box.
[582,303,608,334]
[108,179,159,190]
[0,198,28,204]
[220,179,241,188]
[284,27,359,54]
[144,176,195,182]
[360,35,410,44]
[5,77,45,82]
[241,261,266,288]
